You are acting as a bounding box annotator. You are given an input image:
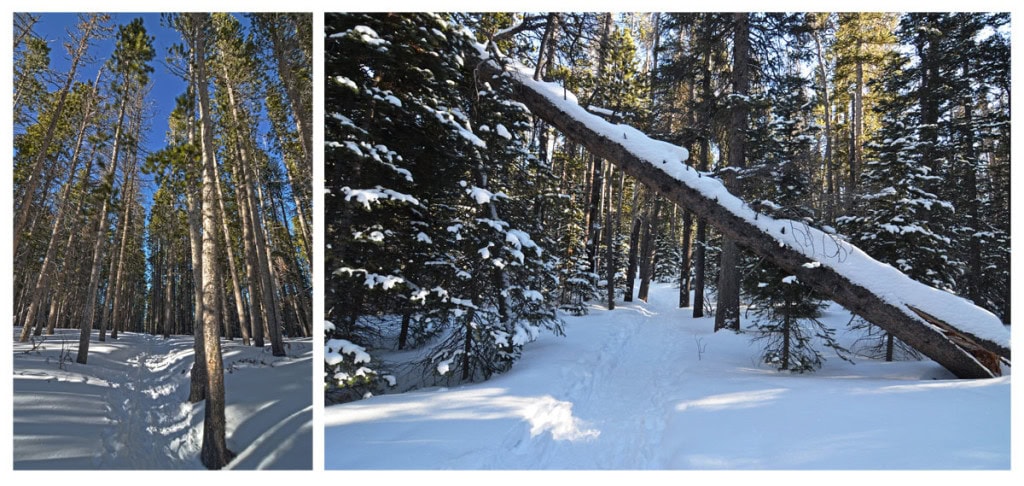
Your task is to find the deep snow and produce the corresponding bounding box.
[12,329,312,470]
[325,282,1010,470]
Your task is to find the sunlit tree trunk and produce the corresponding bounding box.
[192,12,234,469]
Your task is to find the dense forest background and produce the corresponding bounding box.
[333,11,1000,400]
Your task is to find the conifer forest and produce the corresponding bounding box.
[326,12,1010,402]
[12,12,312,470]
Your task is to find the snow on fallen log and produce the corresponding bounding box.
[476,54,1009,379]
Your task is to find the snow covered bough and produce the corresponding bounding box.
[475,50,1010,379]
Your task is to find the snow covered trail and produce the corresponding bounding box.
[325,282,1010,470]
[13,329,313,469]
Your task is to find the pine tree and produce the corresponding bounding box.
[742,70,848,372]
[326,13,562,397]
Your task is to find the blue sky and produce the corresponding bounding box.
[25,12,282,221]
[20,12,304,284]
[27,12,191,212]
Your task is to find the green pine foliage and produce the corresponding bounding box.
[326,13,563,397]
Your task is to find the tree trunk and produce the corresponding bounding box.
[605,164,616,310]
[679,210,693,308]
[813,29,836,222]
[75,94,127,364]
[586,155,603,273]
[193,13,234,469]
[211,125,251,346]
[715,13,750,332]
[637,196,662,302]
[235,152,266,348]
[107,163,138,341]
[245,156,287,357]
[624,188,645,302]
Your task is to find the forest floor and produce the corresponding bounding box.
[12,329,312,470]
[325,281,1012,471]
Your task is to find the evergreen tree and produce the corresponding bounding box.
[325,13,562,398]
[741,70,848,372]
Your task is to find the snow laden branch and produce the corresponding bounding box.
[475,50,1009,379]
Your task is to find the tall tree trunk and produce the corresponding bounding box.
[75,94,127,364]
[961,58,983,304]
[813,29,836,222]
[586,156,604,274]
[211,135,251,346]
[193,13,234,469]
[852,49,864,200]
[679,210,693,308]
[715,13,750,332]
[235,153,266,348]
[163,250,173,339]
[105,163,138,341]
[186,100,207,403]
[605,164,616,310]
[244,156,286,357]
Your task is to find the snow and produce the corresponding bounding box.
[494,59,1008,353]
[342,186,420,209]
[325,282,1010,470]
[326,338,371,365]
[333,76,358,92]
[469,186,497,205]
[12,329,312,469]
[332,25,389,50]
[495,123,513,140]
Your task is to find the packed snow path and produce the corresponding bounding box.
[13,330,312,469]
[325,283,1009,469]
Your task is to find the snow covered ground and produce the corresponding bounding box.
[12,329,312,470]
[325,282,1011,470]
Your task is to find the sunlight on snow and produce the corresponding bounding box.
[326,387,599,441]
[851,376,1009,395]
[675,388,788,412]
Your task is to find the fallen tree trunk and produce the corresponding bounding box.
[477,54,1010,379]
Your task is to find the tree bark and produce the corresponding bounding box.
[679,210,693,308]
[193,13,234,469]
[715,13,750,332]
[244,154,287,356]
[605,164,616,310]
